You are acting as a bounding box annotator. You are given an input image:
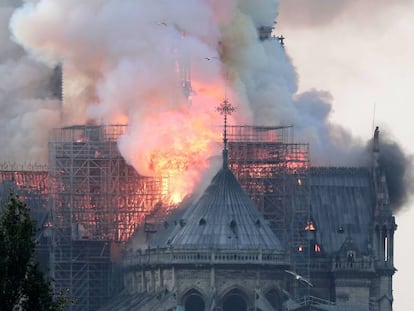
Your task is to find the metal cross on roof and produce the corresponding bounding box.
[216,98,236,169]
[277,35,285,47]
[216,98,235,150]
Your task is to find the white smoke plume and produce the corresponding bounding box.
[11,0,241,197]
[219,0,368,166]
[8,0,408,198]
[0,1,60,165]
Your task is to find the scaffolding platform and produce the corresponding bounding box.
[49,125,166,310]
[226,125,310,256]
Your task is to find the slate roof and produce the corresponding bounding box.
[152,165,284,251]
[149,166,374,255]
[308,167,374,255]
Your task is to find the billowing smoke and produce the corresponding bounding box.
[218,0,368,166]
[10,0,238,198]
[9,0,343,171]
[378,133,414,213]
[0,1,60,164]
[5,0,413,207]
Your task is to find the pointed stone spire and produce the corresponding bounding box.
[216,98,235,169]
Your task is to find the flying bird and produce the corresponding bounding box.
[285,270,314,287]
[204,56,219,61]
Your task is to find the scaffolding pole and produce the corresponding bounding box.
[226,125,310,259]
[49,125,165,310]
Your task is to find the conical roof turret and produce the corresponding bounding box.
[161,165,283,250]
[152,98,283,251]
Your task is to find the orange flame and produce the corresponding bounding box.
[147,112,220,202]
[121,84,226,204]
[286,151,308,173]
[305,221,316,231]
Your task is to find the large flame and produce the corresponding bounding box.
[145,110,220,203]
[118,83,226,204]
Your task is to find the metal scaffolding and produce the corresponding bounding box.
[48,125,165,310]
[226,126,310,255]
[0,124,311,309]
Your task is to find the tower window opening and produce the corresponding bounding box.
[222,290,247,311]
[384,236,388,262]
[346,250,355,263]
[230,220,237,232]
[184,290,205,311]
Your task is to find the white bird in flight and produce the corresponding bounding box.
[285,270,314,287]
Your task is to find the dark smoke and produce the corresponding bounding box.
[293,90,369,166]
[375,132,414,213]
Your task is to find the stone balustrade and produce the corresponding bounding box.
[332,258,374,272]
[123,248,289,267]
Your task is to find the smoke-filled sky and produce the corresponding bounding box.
[0,1,60,164]
[7,0,380,198]
[277,1,414,310]
[0,0,413,309]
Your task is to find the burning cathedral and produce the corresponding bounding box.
[0,1,403,311]
[1,122,397,311]
[97,125,396,311]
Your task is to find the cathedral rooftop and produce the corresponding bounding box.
[155,165,284,251]
[151,99,283,252]
[308,167,374,255]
